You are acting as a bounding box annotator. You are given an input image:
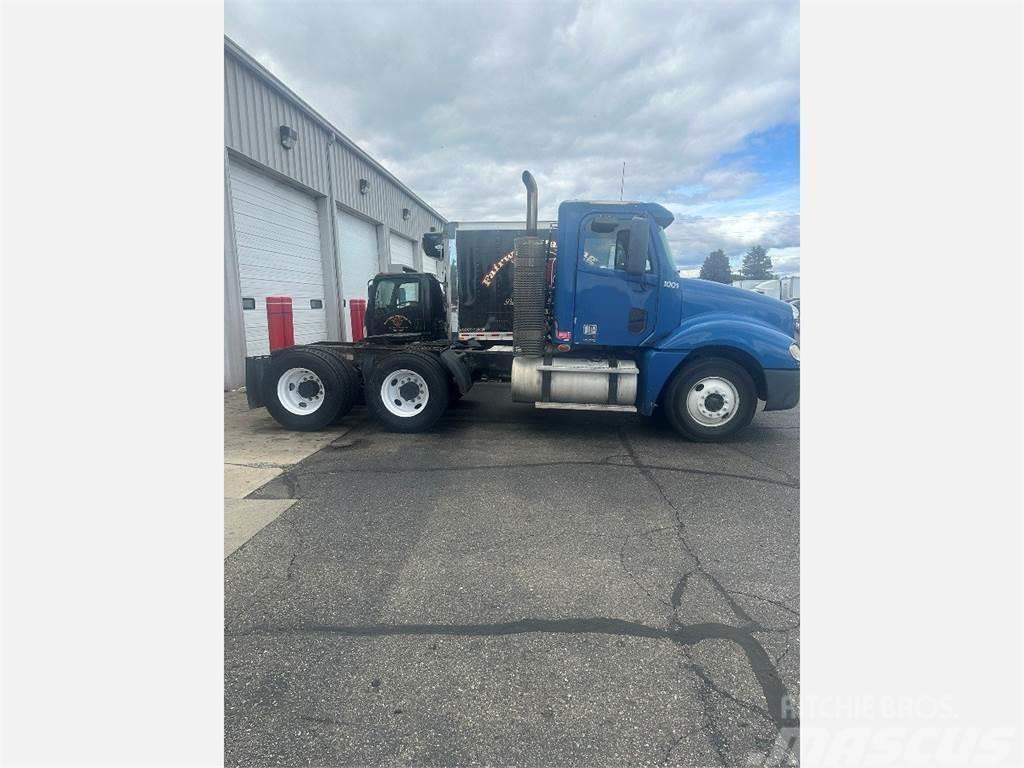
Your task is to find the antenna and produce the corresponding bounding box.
[620,162,625,200]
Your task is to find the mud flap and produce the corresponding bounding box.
[244,356,269,409]
[440,349,474,395]
[763,368,800,411]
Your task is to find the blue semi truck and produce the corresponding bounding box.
[245,172,799,442]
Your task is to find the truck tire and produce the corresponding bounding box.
[664,357,757,442]
[262,347,356,431]
[367,351,450,433]
[339,365,365,417]
[312,348,363,422]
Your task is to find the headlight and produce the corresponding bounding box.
[791,304,800,319]
[789,343,800,361]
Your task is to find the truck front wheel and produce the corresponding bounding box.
[664,357,757,442]
[367,352,450,433]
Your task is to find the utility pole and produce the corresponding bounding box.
[620,162,625,200]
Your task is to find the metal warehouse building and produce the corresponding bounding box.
[224,37,447,389]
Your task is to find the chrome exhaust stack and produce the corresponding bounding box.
[512,170,545,358]
[522,170,538,235]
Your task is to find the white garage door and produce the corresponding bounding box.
[336,209,379,340]
[421,255,438,276]
[229,160,326,356]
[389,232,415,269]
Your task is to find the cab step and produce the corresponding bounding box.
[534,402,638,413]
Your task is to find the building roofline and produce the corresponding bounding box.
[224,35,446,223]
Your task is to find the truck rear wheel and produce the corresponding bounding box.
[313,349,362,422]
[367,352,450,433]
[262,347,357,431]
[664,357,757,442]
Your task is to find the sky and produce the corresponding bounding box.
[225,0,799,277]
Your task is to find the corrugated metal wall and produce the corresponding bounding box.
[223,40,445,236]
[331,145,440,245]
[224,37,447,389]
[224,54,330,196]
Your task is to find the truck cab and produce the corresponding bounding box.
[507,178,800,439]
[365,270,447,340]
[553,200,677,348]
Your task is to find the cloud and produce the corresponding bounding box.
[767,246,801,275]
[225,0,799,268]
[667,165,762,204]
[667,210,800,268]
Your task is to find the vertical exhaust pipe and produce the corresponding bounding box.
[512,170,545,360]
[522,170,538,234]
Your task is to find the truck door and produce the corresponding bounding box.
[369,276,425,335]
[573,214,659,347]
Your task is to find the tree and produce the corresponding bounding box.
[698,249,732,283]
[741,245,775,280]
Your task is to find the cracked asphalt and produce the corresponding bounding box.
[225,383,799,767]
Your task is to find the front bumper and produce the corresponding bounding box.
[763,368,800,411]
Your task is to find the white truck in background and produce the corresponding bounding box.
[750,275,800,302]
[731,278,767,291]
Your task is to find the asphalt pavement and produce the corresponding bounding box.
[225,383,800,767]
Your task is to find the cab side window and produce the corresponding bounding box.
[581,228,617,269]
[374,278,420,310]
[396,281,419,307]
[580,218,654,273]
[373,280,395,307]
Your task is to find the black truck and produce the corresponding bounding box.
[245,228,531,433]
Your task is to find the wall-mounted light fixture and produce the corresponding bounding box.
[359,179,370,195]
[402,208,411,221]
[279,125,297,150]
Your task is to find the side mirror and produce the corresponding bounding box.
[421,232,444,259]
[625,216,649,276]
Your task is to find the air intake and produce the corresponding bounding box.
[512,235,546,355]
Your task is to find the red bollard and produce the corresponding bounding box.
[349,298,367,341]
[266,296,295,351]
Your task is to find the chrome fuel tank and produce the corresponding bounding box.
[511,356,638,405]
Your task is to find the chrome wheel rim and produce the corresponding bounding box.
[685,376,739,427]
[380,369,429,418]
[277,367,325,415]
